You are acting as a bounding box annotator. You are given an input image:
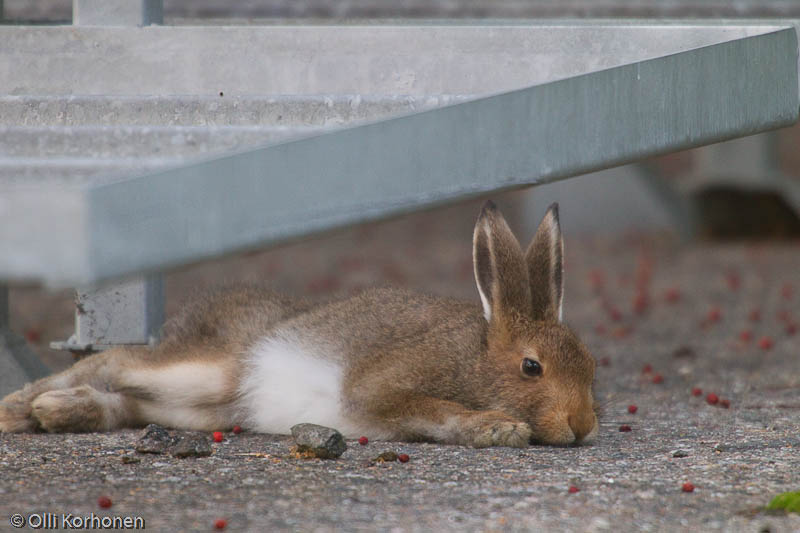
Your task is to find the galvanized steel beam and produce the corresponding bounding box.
[1,25,798,287]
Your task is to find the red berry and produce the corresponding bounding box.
[588,270,606,291]
[627,405,638,414]
[232,426,242,434]
[748,309,761,322]
[619,424,632,432]
[739,330,752,342]
[97,496,112,509]
[706,393,719,405]
[782,283,794,300]
[725,272,740,290]
[758,337,774,351]
[682,482,695,493]
[214,518,227,530]
[706,307,721,323]
[720,398,730,409]
[398,453,410,463]
[358,436,369,446]
[652,374,664,384]
[691,387,703,397]
[664,287,681,303]
[633,292,648,314]
[642,364,653,374]
[568,486,580,493]
[213,431,224,443]
[786,323,797,336]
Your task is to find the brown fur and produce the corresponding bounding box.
[0,202,597,447]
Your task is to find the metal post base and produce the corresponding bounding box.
[51,274,164,354]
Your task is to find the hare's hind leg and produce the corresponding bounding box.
[31,384,140,432]
[0,348,146,433]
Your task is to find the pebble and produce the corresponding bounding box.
[135,424,177,454]
[170,435,213,458]
[290,423,347,459]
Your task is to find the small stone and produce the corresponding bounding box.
[673,346,696,359]
[170,435,213,458]
[121,453,140,464]
[672,450,690,458]
[135,424,177,454]
[290,423,347,459]
[372,451,399,463]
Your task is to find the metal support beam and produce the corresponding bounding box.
[51,274,164,352]
[73,0,162,26]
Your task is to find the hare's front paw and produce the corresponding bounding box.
[0,400,37,433]
[463,412,532,448]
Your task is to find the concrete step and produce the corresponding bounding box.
[0,157,184,187]
[0,95,467,127]
[0,125,330,159]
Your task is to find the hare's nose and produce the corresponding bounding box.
[568,411,597,442]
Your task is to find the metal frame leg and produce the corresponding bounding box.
[73,0,163,26]
[51,274,165,354]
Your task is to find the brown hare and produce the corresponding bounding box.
[0,201,597,447]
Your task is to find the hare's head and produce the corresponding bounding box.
[473,201,597,445]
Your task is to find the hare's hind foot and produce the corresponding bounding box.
[31,385,137,433]
[0,397,38,433]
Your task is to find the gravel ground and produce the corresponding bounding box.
[3,198,800,532]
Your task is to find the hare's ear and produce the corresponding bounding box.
[524,203,564,322]
[473,201,531,324]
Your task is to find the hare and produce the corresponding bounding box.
[0,201,597,447]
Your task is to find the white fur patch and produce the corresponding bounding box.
[237,334,361,436]
[124,362,235,430]
[127,363,230,405]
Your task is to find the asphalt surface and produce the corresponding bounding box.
[3,201,800,532]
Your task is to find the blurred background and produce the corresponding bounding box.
[2,0,799,374]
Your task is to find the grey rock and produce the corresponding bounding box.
[170,435,213,458]
[290,423,347,459]
[135,424,177,454]
[372,451,399,463]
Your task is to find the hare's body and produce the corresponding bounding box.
[1,203,598,447]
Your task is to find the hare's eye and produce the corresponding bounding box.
[521,358,542,377]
